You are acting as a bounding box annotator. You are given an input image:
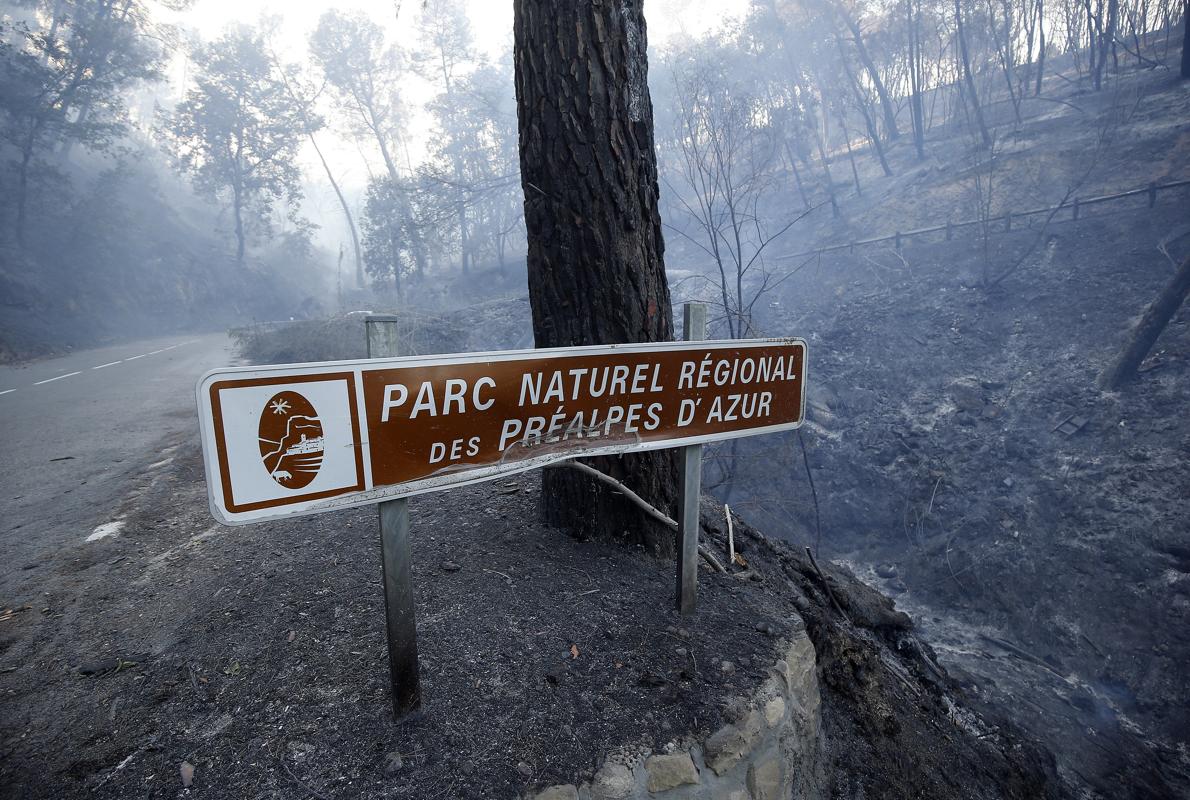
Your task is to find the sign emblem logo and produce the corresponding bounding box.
[258,390,324,489]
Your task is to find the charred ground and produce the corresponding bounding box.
[0,432,1057,799]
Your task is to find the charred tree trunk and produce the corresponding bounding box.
[233,183,246,266]
[956,0,993,146]
[784,141,813,210]
[837,38,894,176]
[1182,0,1190,78]
[1094,0,1119,89]
[989,0,1024,124]
[513,0,679,552]
[907,0,927,159]
[813,124,841,216]
[836,4,901,140]
[838,110,862,196]
[275,62,364,287]
[1099,254,1190,389]
[14,129,36,247]
[1035,0,1047,94]
[311,138,364,288]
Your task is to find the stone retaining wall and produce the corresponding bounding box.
[530,620,824,800]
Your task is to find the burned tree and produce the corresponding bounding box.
[1099,253,1190,389]
[513,0,678,549]
[1183,0,1190,79]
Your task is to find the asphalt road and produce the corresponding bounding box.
[0,333,235,589]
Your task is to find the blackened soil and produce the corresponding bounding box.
[0,441,796,799]
[0,438,1058,799]
[727,189,1190,798]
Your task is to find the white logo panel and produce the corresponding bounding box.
[218,379,359,508]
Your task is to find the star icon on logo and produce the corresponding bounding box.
[269,399,291,415]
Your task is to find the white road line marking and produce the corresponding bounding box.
[148,349,166,355]
[125,354,147,361]
[93,360,122,370]
[34,371,81,385]
[0,389,15,396]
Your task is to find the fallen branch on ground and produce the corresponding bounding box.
[979,634,1065,678]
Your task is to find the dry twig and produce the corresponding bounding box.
[544,461,727,573]
[804,546,849,623]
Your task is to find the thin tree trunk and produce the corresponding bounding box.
[15,133,35,247]
[989,0,1024,123]
[1099,253,1190,388]
[837,37,893,175]
[310,137,363,288]
[956,0,993,146]
[458,199,470,274]
[390,227,403,302]
[1095,0,1120,88]
[273,57,364,287]
[233,183,245,266]
[784,141,813,209]
[813,125,840,216]
[907,0,927,159]
[1036,0,1047,94]
[513,0,678,551]
[1086,0,1100,79]
[836,3,901,140]
[838,111,862,195]
[1182,0,1190,78]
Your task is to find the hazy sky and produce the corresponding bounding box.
[167,0,749,256]
[178,0,747,59]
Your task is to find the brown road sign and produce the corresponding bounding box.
[196,338,806,524]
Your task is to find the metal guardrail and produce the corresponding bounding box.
[775,178,1190,261]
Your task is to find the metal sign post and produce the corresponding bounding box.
[677,303,706,615]
[365,316,421,721]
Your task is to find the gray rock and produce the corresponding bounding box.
[704,710,763,775]
[644,753,699,792]
[875,563,898,579]
[763,696,786,727]
[517,761,534,777]
[535,786,579,800]
[747,756,784,800]
[589,762,634,800]
[383,751,403,776]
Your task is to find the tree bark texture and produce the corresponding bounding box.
[513,0,679,551]
[1099,253,1190,389]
